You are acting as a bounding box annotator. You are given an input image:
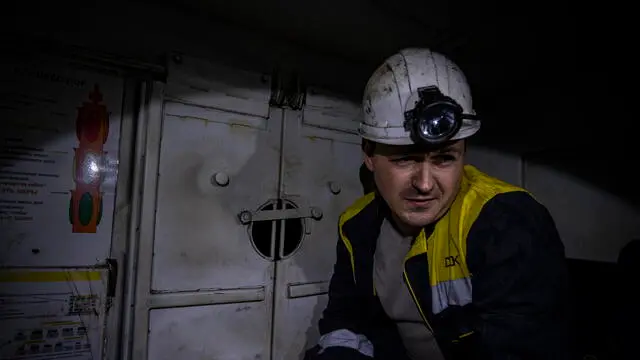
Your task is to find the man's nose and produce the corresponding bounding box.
[411,163,435,193]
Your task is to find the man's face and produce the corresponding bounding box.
[364,140,465,234]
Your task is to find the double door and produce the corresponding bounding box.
[131,55,365,360]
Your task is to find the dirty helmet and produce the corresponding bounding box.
[360,48,480,146]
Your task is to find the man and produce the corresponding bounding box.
[305,48,570,360]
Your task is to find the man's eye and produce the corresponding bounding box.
[432,155,456,165]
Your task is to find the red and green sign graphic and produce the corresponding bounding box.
[69,84,109,233]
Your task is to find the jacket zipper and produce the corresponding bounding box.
[403,267,434,333]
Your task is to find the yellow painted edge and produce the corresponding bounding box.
[0,270,103,283]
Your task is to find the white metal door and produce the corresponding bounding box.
[131,56,365,360]
[131,56,279,360]
[271,88,364,360]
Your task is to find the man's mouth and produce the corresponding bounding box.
[405,198,435,205]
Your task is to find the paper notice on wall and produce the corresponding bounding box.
[0,268,108,360]
[0,56,124,267]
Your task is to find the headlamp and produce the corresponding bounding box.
[403,86,479,146]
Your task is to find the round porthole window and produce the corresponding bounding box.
[248,199,305,260]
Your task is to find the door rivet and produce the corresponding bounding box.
[328,181,341,194]
[211,172,230,187]
[238,210,252,225]
[310,207,323,220]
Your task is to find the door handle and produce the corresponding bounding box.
[238,206,323,225]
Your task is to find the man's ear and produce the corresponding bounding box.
[363,152,375,172]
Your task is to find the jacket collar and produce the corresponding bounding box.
[342,193,436,254]
[341,193,386,252]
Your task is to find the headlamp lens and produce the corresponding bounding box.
[403,86,471,145]
[417,106,457,140]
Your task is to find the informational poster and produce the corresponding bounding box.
[0,268,108,360]
[0,56,124,267]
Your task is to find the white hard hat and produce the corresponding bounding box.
[360,48,481,146]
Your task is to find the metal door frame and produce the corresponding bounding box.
[121,80,163,360]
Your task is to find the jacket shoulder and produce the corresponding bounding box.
[477,190,554,230]
[464,165,549,222]
[467,190,563,272]
[339,192,376,226]
[463,165,527,203]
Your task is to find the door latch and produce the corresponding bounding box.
[238,206,323,225]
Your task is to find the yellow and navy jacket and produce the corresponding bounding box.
[307,165,570,360]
